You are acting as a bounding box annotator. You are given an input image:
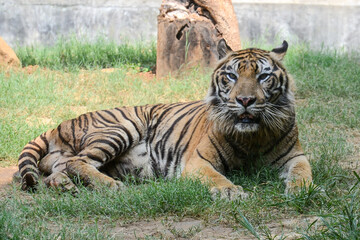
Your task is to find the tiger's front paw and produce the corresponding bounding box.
[210,185,248,201]
[108,180,126,191]
[284,178,315,196]
[88,179,126,191]
[44,172,79,193]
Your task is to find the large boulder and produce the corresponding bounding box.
[0,37,21,69]
[156,0,241,77]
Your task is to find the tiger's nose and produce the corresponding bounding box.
[236,96,256,107]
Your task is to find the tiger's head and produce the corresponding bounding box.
[207,40,295,135]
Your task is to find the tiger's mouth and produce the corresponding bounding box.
[238,113,260,124]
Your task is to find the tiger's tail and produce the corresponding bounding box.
[18,130,51,191]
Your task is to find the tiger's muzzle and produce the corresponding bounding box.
[233,96,261,132]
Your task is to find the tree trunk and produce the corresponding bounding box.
[156,0,241,78]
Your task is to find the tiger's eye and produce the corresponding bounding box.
[258,73,270,82]
[226,73,237,82]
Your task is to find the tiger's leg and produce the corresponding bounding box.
[65,146,125,190]
[41,151,79,192]
[183,135,248,200]
[279,147,312,195]
[183,158,247,200]
[31,150,75,191]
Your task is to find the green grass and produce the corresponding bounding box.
[0,39,359,239]
[15,36,157,71]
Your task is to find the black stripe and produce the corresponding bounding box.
[149,151,160,178]
[173,105,205,152]
[100,131,127,153]
[27,141,45,157]
[96,112,114,126]
[71,119,77,151]
[19,159,37,170]
[271,138,298,166]
[284,75,289,93]
[173,101,200,116]
[79,159,87,164]
[233,56,247,62]
[279,73,284,88]
[94,146,113,160]
[89,139,120,155]
[40,133,49,153]
[157,104,202,162]
[272,63,279,72]
[19,152,37,161]
[173,111,207,174]
[264,121,295,155]
[20,168,39,178]
[154,140,163,160]
[104,109,120,122]
[54,161,68,168]
[208,136,229,173]
[280,154,305,169]
[164,147,174,177]
[148,104,163,117]
[79,153,104,163]
[166,107,206,176]
[98,126,134,148]
[49,150,65,154]
[162,103,202,143]
[90,112,99,127]
[57,125,76,153]
[83,114,89,131]
[115,108,142,138]
[134,106,142,122]
[19,160,37,176]
[118,126,134,147]
[78,114,83,129]
[148,105,180,143]
[22,146,41,155]
[196,149,216,169]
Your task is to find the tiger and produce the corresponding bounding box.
[18,39,312,199]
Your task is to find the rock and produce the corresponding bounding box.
[156,0,241,77]
[0,37,21,69]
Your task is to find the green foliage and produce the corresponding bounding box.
[15,36,156,71]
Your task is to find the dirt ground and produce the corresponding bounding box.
[108,216,319,239]
[0,166,17,188]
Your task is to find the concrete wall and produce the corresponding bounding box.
[0,0,359,50]
[234,0,360,50]
[0,0,160,46]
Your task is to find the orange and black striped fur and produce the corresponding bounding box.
[18,40,312,199]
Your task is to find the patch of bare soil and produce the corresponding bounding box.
[0,166,18,199]
[110,218,247,239]
[0,166,17,188]
[22,65,40,74]
[126,70,156,82]
[108,216,319,240]
[344,129,360,172]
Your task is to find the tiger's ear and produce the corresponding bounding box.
[217,39,233,60]
[270,40,288,61]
